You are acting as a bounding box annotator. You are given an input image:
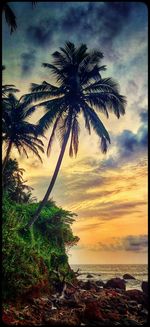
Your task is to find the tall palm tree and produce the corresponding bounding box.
[24,42,126,228]
[2,93,44,173]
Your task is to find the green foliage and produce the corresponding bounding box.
[2,193,79,299]
[3,158,36,203]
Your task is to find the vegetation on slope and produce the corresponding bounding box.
[2,159,79,300]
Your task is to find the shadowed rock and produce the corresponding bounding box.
[104,278,126,290]
[141,281,148,295]
[86,274,93,278]
[123,273,135,280]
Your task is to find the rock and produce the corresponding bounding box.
[125,289,146,305]
[106,312,120,321]
[81,280,97,291]
[95,280,105,287]
[84,301,104,321]
[44,310,80,326]
[123,274,135,280]
[86,274,93,278]
[141,281,148,295]
[104,278,126,290]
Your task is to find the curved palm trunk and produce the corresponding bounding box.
[26,121,72,229]
[2,140,12,173]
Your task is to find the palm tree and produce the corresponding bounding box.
[24,42,126,228]
[2,93,44,173]
[2,1,37,33]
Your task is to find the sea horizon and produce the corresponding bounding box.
[70,263,148,291]
[71,263,148,265]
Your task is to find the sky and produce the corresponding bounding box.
[2,2,148,264]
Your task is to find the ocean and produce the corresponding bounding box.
[70,264,148,291]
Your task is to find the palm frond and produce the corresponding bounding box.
[69,131,73,158]
[52,51,70,68]
[38,105,61,134]
[42,63,65,83]
[47,115,62,157]
[83,78,120,93]
[82,108,91,135]
[85,90,126,118]
[4,3,17,33]
[79,50,103,74]
[100,136,108,154]
[20,140,43,163]
[80,65,101,86]
[56,112,72,148]
[21,145,29,158]
[23,105,37,119]
[21,136,44,153]
[64,42,76,57]
[2,85,20,96]
[22,90,62,106]
[74,44,88,65]
[69,117,80,157]
[81,103,111,153]
[30,81,62,94]
[84,94,109,118]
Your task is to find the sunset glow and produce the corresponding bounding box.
[3,2,148,264]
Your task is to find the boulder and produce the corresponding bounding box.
[104,278,126,290]
[141,281,148,295]
[125,289,146,305]
[123,274,135,280]
[86,274,93,278]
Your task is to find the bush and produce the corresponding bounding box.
[2,194,79,299]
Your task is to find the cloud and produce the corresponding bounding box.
[139,110,148,123]
[126,80,138,94]
[99,108,148,170]
[26,18,56,47]
[61,2,133,41]
[75,222,104,233]
[94,234,148,252]
[78,200,146,221]
[96,3,133,45]
[20,50,36,76]
[58,3,132,64]
[117,124,148,160]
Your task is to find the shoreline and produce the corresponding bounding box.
[2,277,148,326]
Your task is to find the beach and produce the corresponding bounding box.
[2,264,148,326]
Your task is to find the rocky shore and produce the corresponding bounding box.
[2,278,148,326]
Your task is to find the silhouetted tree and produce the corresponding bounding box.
[23,42,126,228]
[2,93,44,172]
[3,158,36,203]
